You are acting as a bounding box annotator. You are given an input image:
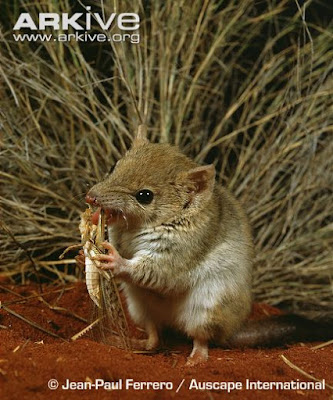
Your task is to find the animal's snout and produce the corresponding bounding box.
[85,190,99,206]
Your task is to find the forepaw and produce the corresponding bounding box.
[92,242,129,278]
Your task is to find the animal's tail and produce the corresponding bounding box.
[226,314,333,348]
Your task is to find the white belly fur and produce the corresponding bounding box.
[117,228,252,338]
[122,266,249,337]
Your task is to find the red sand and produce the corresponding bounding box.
[0,282,332,400]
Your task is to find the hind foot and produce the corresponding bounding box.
[186,338,208,366]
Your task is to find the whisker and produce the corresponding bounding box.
[120,209,129,230]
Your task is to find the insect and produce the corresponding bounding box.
[79,206,131,349]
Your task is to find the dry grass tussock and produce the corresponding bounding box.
[0,0,332,319]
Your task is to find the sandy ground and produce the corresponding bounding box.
[0,282,332,400]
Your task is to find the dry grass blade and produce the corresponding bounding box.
[12,339,30,353]
[71,317,102,341]
[280,355,333,390]
[37,295,88,323]
[0,285,26,299]
[1,304,67,341]
[312,339,333,350]
[1,286,75,306]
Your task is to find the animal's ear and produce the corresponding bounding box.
[132,124,149,147]
[184,164,216,194]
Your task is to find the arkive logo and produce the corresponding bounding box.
[13,6,140,44]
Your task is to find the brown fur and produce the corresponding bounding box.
[86,127,254,365]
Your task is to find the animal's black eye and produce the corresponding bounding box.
[135,189,154,204]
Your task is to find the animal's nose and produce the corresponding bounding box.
[85,190,99,205]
